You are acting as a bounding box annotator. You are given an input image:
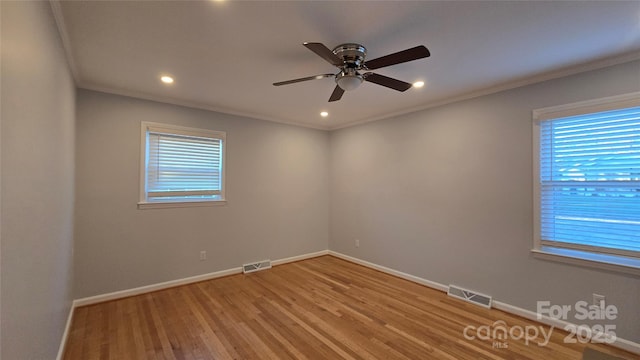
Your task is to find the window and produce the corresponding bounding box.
[139,122,225,208]
[532,92,640,274]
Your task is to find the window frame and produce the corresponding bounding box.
[532,92,640,276]
[138,121,226,209]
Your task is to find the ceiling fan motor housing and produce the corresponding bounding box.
[332,43,367,67]
[333,43,367,90]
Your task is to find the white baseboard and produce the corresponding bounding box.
[60,249,329,358]
[60,249,639,357]
[328,251,640,355]
[73,249,329,307]
[271,249,329,266]
[73,267,243,307]
[55,303,75,360]
[328,250,449,292]
[492,300,640,355]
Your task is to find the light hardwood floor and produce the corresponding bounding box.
[64,256,637,359]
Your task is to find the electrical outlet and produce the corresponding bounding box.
[200,251,207,261]
[593,293,605,308]
[355,239,360,248]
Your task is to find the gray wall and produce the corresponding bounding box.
[329,60,640,342]
[1,1,76,359]
[2,1,637,355]
[74,90,330,298]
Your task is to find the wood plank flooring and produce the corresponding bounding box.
[64,256,637,359]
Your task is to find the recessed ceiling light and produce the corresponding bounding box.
[320,111,329,117]
[413,81,425,88]
[160,75,174,84]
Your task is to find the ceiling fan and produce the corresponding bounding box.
[273,42,430,102]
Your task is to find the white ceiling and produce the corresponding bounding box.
[53,1,640,130]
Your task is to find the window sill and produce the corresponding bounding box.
[138,200,227,210]
[531,246,640,277]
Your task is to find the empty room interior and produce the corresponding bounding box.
[2,1,640,359]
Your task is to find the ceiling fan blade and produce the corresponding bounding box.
[364,73,412,92]
[303,42,342,67]
[273,73,334,86]
[328,85,344,102]
[364,45,430,70]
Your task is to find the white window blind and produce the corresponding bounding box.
[140,122,225,205]
[539,106,640,257]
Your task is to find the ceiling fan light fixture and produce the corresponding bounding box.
[336,70,363,91]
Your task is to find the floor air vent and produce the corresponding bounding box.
[242,260,272,274]
[447,285,492,308]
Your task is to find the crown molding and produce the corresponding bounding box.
[47,0,639,133]
[77,83,332,131]
[49,0,81,83]
[329,51,640,130]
